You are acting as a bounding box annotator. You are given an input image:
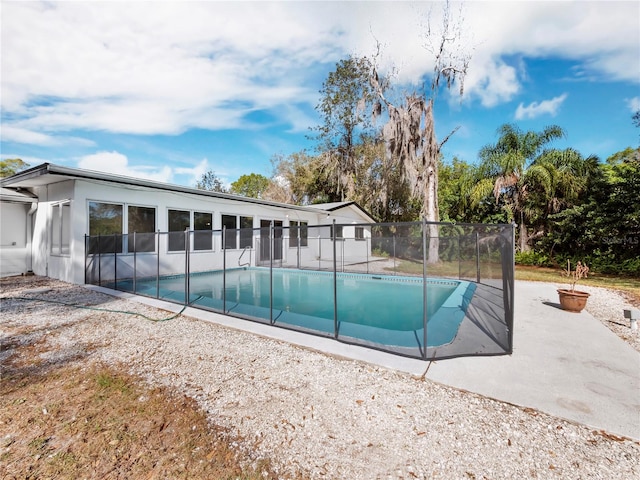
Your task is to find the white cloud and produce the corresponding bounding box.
[464,1,639,83]
[627,97,640,113]
[1,1,337,137]
[77,152,222,187]
[1,126,59,146]
[515,94,568,120]
[1,0,638,142]
[78,151,173,183]
[1,125,94,147]
[464,56,521,107]
[174,158,211,187]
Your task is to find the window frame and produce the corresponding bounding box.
[87,201,160,255]
[221,214,238,249]
[331,224,344,240]
[88,201,124,254]
[221,214,254,250]
[51,201,71,256]
[193,211,214,251]
[289,221,308,247]
[127,204,157,253]
[239,216,254,249]
[168,209,191,252]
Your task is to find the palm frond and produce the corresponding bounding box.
[469,177,494,206]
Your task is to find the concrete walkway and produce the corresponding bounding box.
[424,281,640,441]
[90,280,640,441]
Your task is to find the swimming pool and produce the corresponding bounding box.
[113,267,476,351]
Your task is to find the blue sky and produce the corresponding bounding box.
[2,1,639,188]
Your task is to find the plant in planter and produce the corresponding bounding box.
[557,260,590,313]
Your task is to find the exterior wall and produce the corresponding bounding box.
[29,180,76,282]
[8,177,373,285]
[74,179,331,285]
[0,202,29,276]
[318,206,372,263]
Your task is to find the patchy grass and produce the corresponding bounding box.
[385,258,503,279]
[515,266,640,306]
[383,258,640,306]
[0,339,290,480]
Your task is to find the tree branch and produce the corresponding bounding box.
[439,126,460,150]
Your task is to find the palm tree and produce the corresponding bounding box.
[471,123,565,252]
[524,148,599,248]
[528,148,599,217]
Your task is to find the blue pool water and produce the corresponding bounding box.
[114,268,475,349]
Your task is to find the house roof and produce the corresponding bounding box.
[311,202,375,223]
[0,186,37,203]
[311,202,350,211]
[0,163,375,221]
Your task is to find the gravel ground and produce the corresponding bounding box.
[1,275,639,479]
[578,284,640,353]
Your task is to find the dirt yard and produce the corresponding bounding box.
[0,276,290,480]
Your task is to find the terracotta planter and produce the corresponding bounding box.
[557,289,590,313]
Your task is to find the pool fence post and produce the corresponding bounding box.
[318,232,321,270]
[508,223,516,352]
[84,234,88,285]
[457,232,461,280]
[114,233,117,290]
[422,217,428,360]
[222,226,227,313]
[133,232,137,293]
[332,219,338,339]
[97,235,101,286]
[156,230,160,299]
[366,235,369,274]
[184,228,190,305]
[393,233,396,275]
[297,229,301,269]
[270,221,274,325]
[475,231,481,283]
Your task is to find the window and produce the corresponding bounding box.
[222,215,253,249]
[88,201,157,254]
[89,202,123,254]
[222,214,237,249]
[128,205,156,252]
[239,216,253,248]
[51,202,71,255]
[289,222,298,248]
[166,209,214,252]
[194,212,213,251]
[289,221,308,247]
[355,226,365,241]
[168,209,190,251]
[330,224,343,240]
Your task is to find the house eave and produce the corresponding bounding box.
[0,163,331,216]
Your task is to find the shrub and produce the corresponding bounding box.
[515,250,549,267]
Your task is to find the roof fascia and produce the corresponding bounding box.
[0,163,52,186]
[2,163,325,215]
[322,201,375,223]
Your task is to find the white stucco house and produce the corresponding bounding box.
[0,163,374,283]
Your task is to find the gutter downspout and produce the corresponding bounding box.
[26,202,37,273]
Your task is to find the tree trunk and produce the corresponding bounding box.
[424,102,440,264]
[426,158,440,264]
[519,220,530,252]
